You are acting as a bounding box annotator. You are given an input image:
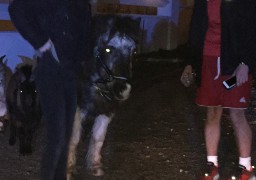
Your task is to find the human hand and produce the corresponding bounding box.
[233,63,249,86]
[35,39,59,62]
[180,65,194,87]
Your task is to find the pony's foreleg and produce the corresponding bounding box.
[67,107,83,180]
[87,114,113,176]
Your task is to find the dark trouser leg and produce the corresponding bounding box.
[54,77,77,179]
[36,53,77,180]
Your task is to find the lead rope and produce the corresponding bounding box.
[214,56,220,80]
[93,51,129,101]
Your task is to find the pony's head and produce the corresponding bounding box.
[91,15,140,101]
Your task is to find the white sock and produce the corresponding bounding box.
[239,157,251,171]
[207,156,218,167]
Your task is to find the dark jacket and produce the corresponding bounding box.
[186,0,256,85]
[8,0,91,76]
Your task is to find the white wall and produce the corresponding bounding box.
[0,4,34,71]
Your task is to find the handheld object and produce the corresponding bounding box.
[223,76,236,89]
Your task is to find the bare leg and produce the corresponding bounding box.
[229,108,252,157]
[87,114,113,176]
[205,107,223,156]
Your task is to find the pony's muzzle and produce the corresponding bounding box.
[112,80,131,101]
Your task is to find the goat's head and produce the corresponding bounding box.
[16,65,38,112]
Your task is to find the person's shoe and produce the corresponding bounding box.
[200,161,219,180]
[228,164,256,180]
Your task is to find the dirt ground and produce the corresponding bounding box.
[1,59,256,180]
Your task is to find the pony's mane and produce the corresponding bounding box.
[92,15,141,43]
[109,16,141,41]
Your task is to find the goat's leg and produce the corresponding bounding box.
[87,114,113,176]
[67,107,83,180]
[9,123,16,145]
[18,127,27,155]
[24,130,33,154]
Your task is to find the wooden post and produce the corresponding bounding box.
[0,20,16,31]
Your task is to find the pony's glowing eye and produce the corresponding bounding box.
[105,48,111,53]
[20,90,23,93]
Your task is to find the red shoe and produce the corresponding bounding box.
[200,162,219,180]
[228,165,256,180]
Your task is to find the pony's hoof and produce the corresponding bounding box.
[67,174,73,180]
[67,166,78,180]
[91,167,104,176]
[19,145,32,155]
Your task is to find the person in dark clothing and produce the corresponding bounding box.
[181,0,256,179]
[8,0,91,179]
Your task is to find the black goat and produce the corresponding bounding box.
[7,63,41,155]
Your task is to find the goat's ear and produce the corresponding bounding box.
[0,55,8,65]
[3,59,8,65]
[0,55,6,62]
[18,55,33,65]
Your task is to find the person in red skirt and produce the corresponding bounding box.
[181,0,256,179]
